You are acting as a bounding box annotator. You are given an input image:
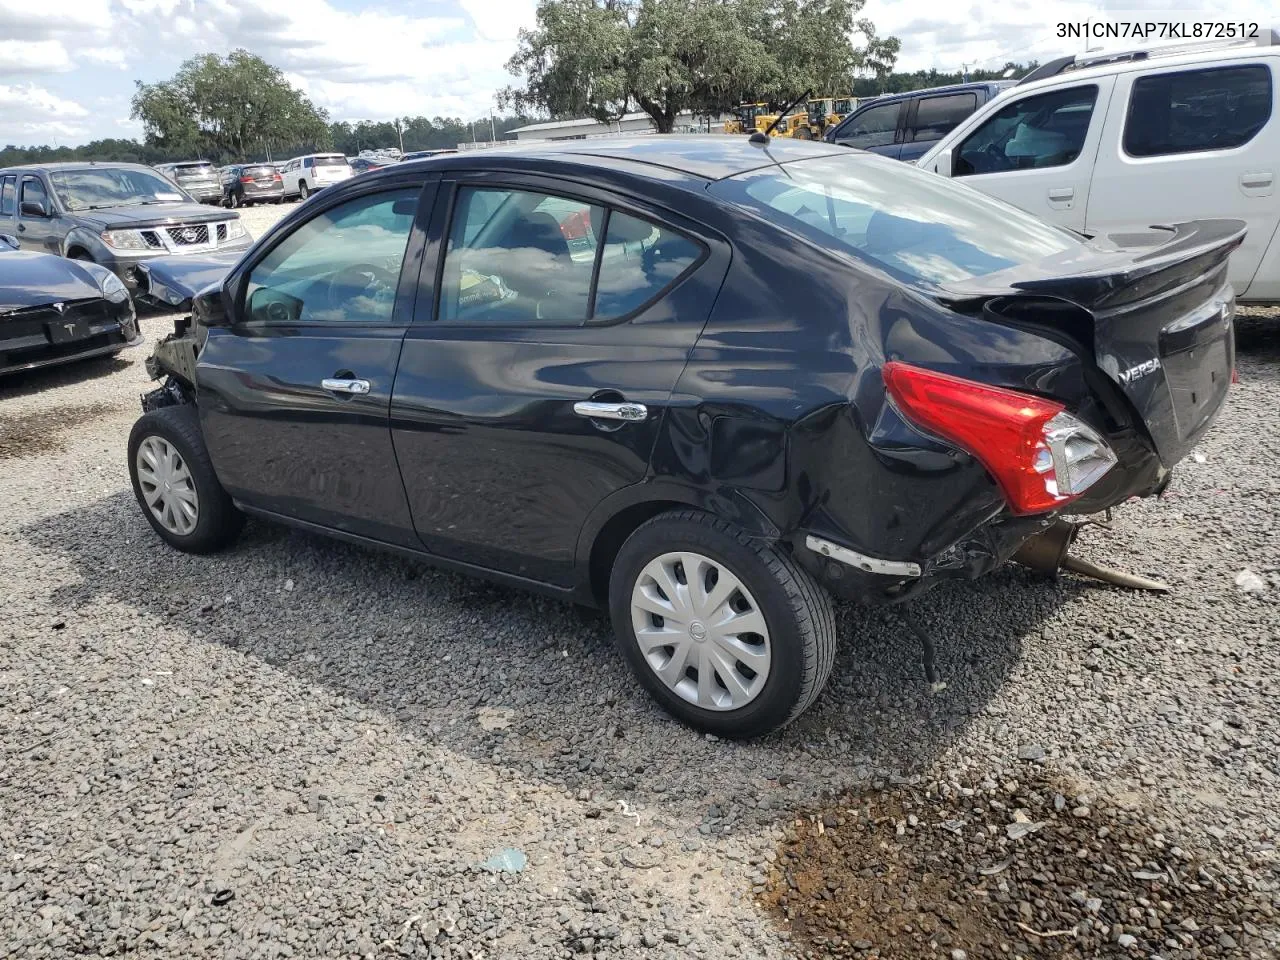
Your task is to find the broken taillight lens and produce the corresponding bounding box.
[882,361,1117,515]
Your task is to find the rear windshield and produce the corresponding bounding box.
[710,154,1079,286]
[243,165,276,177]
[173,163,215,176]
[313,155,348,167]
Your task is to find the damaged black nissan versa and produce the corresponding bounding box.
[127,137,1240,737]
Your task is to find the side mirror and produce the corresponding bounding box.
[20,199,48,218]
[0,234,18,250]
[934,148,954,177]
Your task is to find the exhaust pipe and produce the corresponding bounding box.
[1013,519,1169,593]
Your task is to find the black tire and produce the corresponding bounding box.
[608,509,836,738]
[127,406,243,554]
[299,181,310,200]
[68,250,95,262]
[792,125,813,140]
[274,197,285,205]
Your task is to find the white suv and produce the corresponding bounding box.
[279,154,353,201]
[918,31,1280,303]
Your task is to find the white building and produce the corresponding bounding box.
[506,111,720,142]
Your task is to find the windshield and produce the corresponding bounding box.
[710,153,1079,286]
[314,155,348,167]
[51,168,191,211]
[243,165,276,178]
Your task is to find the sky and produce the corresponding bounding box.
[0,0,1274,146]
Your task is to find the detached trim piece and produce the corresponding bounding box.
[805,535,922,578]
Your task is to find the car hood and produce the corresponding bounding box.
[71,203,234,228]
[0,250,103,314]
[137,251,241,307]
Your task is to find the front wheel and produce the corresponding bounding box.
[128,406,243,554]
[792,125,813,140]
[609,510,836,738]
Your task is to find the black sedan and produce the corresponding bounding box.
[1,233,141,376]
[127,137,1238,737]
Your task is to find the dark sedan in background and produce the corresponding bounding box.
[128,137,1237,737]
[0,163,253,290]
[220,163,285,207]
[0,233,141,376]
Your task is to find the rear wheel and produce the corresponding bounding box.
[609,510,836,738]
[792,125,813,140]
[128,406,243,554]
[299,181,310,200]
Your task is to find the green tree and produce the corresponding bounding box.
[501,0,898,132]
[131,50,331,161]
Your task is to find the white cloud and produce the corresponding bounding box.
[0,40,75,75]
[0,82,88,140]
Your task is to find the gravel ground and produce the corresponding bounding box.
[1,201,1278,959]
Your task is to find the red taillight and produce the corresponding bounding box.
[1232,367,1240,385]
[273,173,282,181]
[240,176,255,183]
[882,361,1116,515]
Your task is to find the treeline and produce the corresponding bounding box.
[851,62,1037,97]
[0,115,532,168]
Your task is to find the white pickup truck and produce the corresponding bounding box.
[917,32,1280,303]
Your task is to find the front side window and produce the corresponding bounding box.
[836,102,900,148]
[910,93,978,142]
[440,187,600,323]
[712,154,1079,287]
[1124,65,1272,157]
[244,188,419,325]
[955,85,1098,177]
[20,177,48,212]
[50,167,189,210]
[0,176,14,216]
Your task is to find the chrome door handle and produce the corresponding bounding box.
[573,400,648,422]
[321,378,370,395]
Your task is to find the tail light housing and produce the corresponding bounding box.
[273,173,282,182]
[882,362,1117,515]
[239,176,255,183]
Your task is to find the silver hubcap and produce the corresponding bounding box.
[630,551,771,711]
[136,436,199,536]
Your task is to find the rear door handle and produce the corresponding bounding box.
[573,400,647,422]
[1048,187,1075,201]
[1241,171,1273,191]
[321,378,370,395]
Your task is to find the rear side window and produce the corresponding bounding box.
[1123,65,1272,157]
[955,85,1097,176]
[909,93,977,142]
[594,213,701,317]
[0,176,14,216]
[836,101,900,148]
[439,186,700,325]
[711,154,1079,287]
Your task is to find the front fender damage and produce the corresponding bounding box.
[141,314,205,411]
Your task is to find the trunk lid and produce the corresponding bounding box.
[939,219,1246,467]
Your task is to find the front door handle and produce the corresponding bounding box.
[321,378,370,395]
[573,400,648,422]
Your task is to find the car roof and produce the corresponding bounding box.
[857,81,1014,106]
[1009,39,1280,98]
[404,134,850,182]
[0,160,161,175]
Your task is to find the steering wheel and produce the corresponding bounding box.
[325,263,399,314]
